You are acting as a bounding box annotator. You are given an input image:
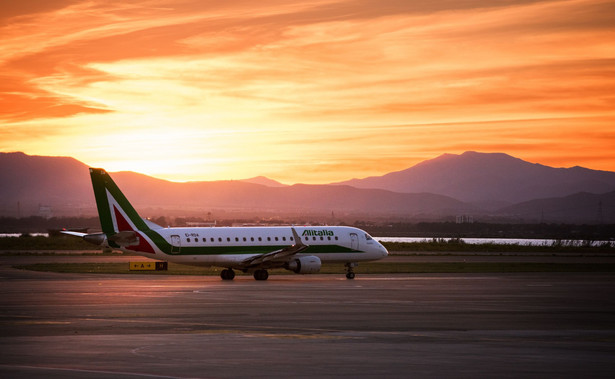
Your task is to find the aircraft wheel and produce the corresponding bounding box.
[221,269,235,280]
[254,269,269,281]
[345,262,357,279]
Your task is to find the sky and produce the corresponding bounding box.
[1,0,614,183]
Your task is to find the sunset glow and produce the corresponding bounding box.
[1,0,614,183]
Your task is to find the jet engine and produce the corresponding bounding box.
[286,255,322,274]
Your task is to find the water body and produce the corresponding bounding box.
[0,233,49,238]
[376,237,614,247]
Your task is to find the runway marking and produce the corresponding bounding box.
[0,364,193,378]
[356,276,502,281]
[11,320,71,325]
[79,317,343,334]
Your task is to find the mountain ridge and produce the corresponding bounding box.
[1,151,613,223]
[336,151,615,205]
[0,152,472,219]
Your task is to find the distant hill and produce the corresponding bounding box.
[337,151,615,207]
[498,190,615,224]
[110,172,472,216]
[0,152,472,219]
[0,152,93,216]
[2,151,614,223]
[240,176,287,187]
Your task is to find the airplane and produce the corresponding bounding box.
[63,168,388,280]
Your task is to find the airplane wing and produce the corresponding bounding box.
[240,227,309,269]
[60,230,88,238]
[60,230,136,246]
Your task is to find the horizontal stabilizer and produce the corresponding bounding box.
[61,231,107,246]
[60,230,88,238]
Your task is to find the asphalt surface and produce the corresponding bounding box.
[1,256,615,378]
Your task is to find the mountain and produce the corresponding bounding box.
[0,152,471,219]
[0,152,94,216]
[107,173,473,216]
[240,176,287,187]
[337,151,615,206]
[498,190,615,224]
[2,151,614,223]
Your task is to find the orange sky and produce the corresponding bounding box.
[1,0,614,183]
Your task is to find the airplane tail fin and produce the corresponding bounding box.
[89,168,151,235]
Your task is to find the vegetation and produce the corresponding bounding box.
[2,216,613,240]
[365,221,615,240]
[1,234,613,253]
[0,216,100,234]
[381,239,615,254]
[0,234,98,250]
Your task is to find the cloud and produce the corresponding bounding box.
[1,0,614,182]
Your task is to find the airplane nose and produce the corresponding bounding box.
[379,243,389,257]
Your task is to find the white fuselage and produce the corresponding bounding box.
[123,225,388,267]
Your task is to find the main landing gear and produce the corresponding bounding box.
[345,262,357,280]
[220,268,269,281]
[221,268,235,280]
[253,269,269,281]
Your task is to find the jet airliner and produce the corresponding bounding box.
[64,168,388,280]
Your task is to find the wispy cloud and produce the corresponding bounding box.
[1,0,614,182]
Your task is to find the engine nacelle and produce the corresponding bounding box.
[286,255,322,274]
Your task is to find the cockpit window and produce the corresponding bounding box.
[365,233,373,240]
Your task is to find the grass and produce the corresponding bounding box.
[13,261,615,275]
[0,235,97,250]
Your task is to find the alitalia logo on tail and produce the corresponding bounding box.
[302,229,334,237]
[89,168,158,254]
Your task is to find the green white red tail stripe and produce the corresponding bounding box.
[90,168,157,254]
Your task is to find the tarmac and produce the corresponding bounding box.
[1,255,615,378]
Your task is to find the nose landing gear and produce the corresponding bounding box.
[345,262,357,279]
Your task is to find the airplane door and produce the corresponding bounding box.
[350,233,359,250]
[171,235,181,254]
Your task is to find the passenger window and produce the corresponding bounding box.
[218,237,222,242]
[313,237,316,241]
[328,236,331,240]
[211,238,214,242]
[282,237,286,241]
[335,236,339,240]
[258,237,262,242]
[275,237,279,241]
[290,237,294,241]
[187,238,191,242]
[227,237,231,242]
[235,237,239,242]
[203,238,206,243]
[305,237,309,241]
[267,237,271,241]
